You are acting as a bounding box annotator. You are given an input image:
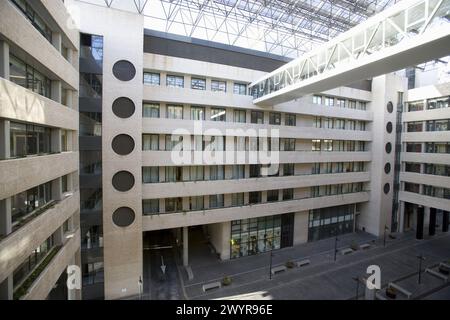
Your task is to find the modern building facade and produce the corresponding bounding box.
[0,0,81,300]
[0,0,448,301]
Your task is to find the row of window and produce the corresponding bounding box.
[407,96,450,112]
[143,134,368,152]
[142,162,367,184]
[312,95,367,110]
[11,0,52,42]
[308,205,355,241]
[142,183,364,215]
[405,142,450,154]
[144,72,249,95]
[404,163,450,177]
[313,117,367,131]
[143,103,297,125]
[406,119,450,132]
[404,183,450,199]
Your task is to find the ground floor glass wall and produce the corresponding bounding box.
[230,215,282,259]
[308,204,355,241]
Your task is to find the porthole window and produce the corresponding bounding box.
[112,97,135,118]
[386,122,393,133]
[112,207,135,227]
[112,171,135,192]
[385,142,392,154]
[384,163,391,174]
[387,101,394,113]
[113,60,136,81]
[112,134,135,155]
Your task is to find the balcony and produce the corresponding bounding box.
[0,191,80,284]
[142,191,369,231]
[399,191,450,212]
[400,172,450,190]
[0,152,79,200]
[17,229,81,300]
[402,152,450,166]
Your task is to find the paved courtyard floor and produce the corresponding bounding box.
[175,229,450,300]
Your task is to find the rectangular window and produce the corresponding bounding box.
[210,165,225,180]
[10,122,51,158]
[10,55,51,98]
[249,164,261,178]
[312,140,321,151]
[234,136,246,151]
[189,166,204,181]
[211,80,227,92]
[211,108,226,122]
[165,198,182,213]
[313,95,322,105]
[249,192,262,204]
[167,105,183,119]
[427,97,449,110]
[62,175,69,193]
[165,167,183,182]
[323,140,333,151]
[143,103,160,118]
[233,83,247,95]
[143,167,159,183]
[210,194,224,208]
[143,199,159,215]
[251,111,264,124]
[283,163,294,176]
[190,196,204,211]
[408,101,424,112]
[191,78,206,90]
[143,72,160,85]
[283,189,294,201]
[407,121,423,132]
[267,190,279,202]
[232,165,245,179]
[282,138,295,151]
[269,112,281,125]
[166,75,184,88]
[233,110,246,123]
[324,96,334,107]
[336,99,346,108]
[285,114,296,126]
[190,106,205,120]
[232,193,244,206]
[143,134,159,151]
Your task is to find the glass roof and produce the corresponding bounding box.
[75,0,397,58]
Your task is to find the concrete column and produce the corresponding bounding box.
[183,227,189,267]
[65,89,74,109]
[0,198,12,237]
[0,119,11,159]
[443,211,449,232]
[51,80,62,104]
[66,47,74,65]
[52,33,62,53]
[51,128,62,153]
[52,177,63,202]
[0,41,10,79]
[416,205,424,240]
[0,275,13,300]
[398,201,405,233]
[428,207,436,236]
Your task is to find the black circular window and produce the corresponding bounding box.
[113,60,136,81]
[112,171,135,192]
[385,142,392,154]
[112,207,135,227]
[112,134,135,155]
[112,97,135,118]
[384,163,391,174]
[384,183,390,194]
[386,122,393,133]
[387,101,394,113]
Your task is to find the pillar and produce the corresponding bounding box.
[416,205,424,240]
[0,198,12,237]
[183,226,188,267]
[428,207,436,236]
[52,33,62,53]
[0,41,9,79]
[398,201,405,233]
[0,276,13,300]
[443,211,449,232]
[51,80,62,104]
[52,177,63,202]
[0,119,10,159]
[51,128,62,153]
